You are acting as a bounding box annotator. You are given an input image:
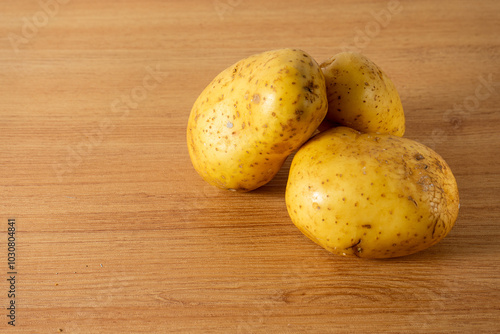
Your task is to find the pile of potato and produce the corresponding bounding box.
[187,48,459,259]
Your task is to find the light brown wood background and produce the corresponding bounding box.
[1,0,499,333]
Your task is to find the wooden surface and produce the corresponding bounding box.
[1,0,499,333]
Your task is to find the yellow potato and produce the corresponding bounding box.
[320,52,405,136]
[285,127,459,258]
[187,49,328,191]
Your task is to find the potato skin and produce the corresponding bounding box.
[187,49,327,191]
[285,127,459,258]
[320,52,405,136]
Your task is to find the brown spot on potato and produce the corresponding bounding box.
[415,153,424,160]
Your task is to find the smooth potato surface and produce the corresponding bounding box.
[286,127,459,258]
[187,48,327,191]
[320,52,405,136]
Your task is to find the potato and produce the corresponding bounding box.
[285,127,459,258]
[320,52,405,136]
[187,48,328,191]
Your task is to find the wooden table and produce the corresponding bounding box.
[2,0,499,332]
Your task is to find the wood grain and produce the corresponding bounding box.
[1,0,499,332]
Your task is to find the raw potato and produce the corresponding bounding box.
[320,52,405,136]
[187,49,328,191]
[286,127,459,258]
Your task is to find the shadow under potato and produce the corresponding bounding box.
[251,153,296,197]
